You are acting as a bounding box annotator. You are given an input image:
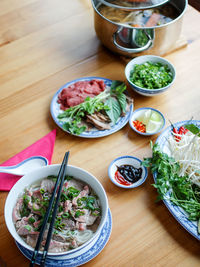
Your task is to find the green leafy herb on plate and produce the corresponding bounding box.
[57,80,129,135]
[142,142,200,233]
[185,123,200,137]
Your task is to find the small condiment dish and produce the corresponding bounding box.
[129,107,165,136]
[125,55,176,96]
[108,156,148,189]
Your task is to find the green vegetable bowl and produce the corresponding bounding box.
[125,55,176,96]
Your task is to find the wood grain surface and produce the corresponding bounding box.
[0,1,200,266]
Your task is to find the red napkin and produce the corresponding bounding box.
[0,129,56,191]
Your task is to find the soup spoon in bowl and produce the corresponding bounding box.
[0,156,48,176]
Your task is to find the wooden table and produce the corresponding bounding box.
[0,1,200,266]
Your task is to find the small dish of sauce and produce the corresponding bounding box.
[108,156,148,189]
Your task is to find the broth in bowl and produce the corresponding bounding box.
[5,164,108,257]
[98,0,179,27]
[13,175,101,253]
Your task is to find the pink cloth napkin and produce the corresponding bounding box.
[0,129,56,191]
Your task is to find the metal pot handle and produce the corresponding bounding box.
[113,27,154,53]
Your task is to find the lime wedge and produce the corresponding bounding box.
[150,111,161,122]
[137,109,152,125]
[146,120,162,133]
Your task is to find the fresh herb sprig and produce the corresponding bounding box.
[142,142,200,224]
[57,80,128,135]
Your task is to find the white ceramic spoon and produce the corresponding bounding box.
[0,156,48,176]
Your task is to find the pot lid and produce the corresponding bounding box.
[99,0,170,10]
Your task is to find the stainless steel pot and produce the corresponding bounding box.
[91,0,188,57]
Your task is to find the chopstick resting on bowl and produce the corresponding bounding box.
[30,151,70,267]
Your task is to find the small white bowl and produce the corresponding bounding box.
[4,164,108,258]
[108,156,148,189]
[129,107,165,136]
[125,55,176,96]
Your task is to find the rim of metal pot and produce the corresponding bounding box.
[92,0,188,29]
[99,0,170,11]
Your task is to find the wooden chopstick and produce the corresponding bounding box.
[30,151,70,267]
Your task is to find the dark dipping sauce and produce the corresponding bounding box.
[115,164,142,186]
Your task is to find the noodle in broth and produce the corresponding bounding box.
[98,0,179,27]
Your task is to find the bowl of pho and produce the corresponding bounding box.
[4,164,108,257]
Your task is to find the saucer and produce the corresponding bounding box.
[16,208,112,266]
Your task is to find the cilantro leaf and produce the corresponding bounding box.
[142,143,200,222]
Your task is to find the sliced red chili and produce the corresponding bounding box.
[178,126,185,135]
[133,120,146,133]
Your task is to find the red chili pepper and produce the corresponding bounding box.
[170,121,180,142]
[170,120,189,142]
[169,120,181,142]
[178,126,185,135]
[133,120,146,133]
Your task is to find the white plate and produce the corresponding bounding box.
[50,77,132,138]
[155,120,200,241]
[16,208,112,266]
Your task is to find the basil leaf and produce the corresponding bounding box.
[110,80,126,95]
[116,93,127,113]
[185,124,200,136]
[105,97,121,124]
[110,80,123,91]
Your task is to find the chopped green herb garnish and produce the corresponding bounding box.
[75,210,85,218]
[40,188,45,194]
[58,205,64,213]
[24,225,32,232]
[28,217,36,224]
[61,212,71,219]
[20,194,31,217]
[65,175,72,181]
[47,175,57,182]
[130,61,173,89]
[67,187,80,199]
[68,187,80,194]
[32,203,41,211]
[91,211,100,216]
[61,192,69,202]
[23,194,30,205]
[80,196,96,211]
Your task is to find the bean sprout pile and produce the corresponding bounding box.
[168,130,200,187]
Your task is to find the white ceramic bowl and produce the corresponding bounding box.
[4,164,108,257]
[125,55,176,96]
[129,107,165,136]
[108,156,148,189]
